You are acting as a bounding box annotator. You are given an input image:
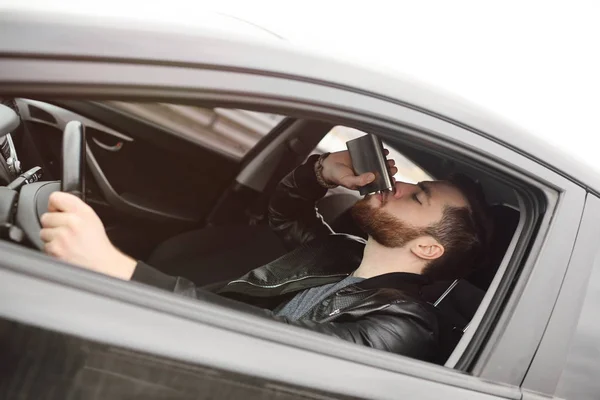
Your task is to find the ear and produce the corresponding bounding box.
[410,236,444,261]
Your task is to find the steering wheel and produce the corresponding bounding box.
[61,121,86,201]
[13,120,86,249]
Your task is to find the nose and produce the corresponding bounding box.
[392,182,418,199]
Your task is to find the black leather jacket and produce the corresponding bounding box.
[133,155,441,362]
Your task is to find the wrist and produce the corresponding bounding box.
[102,247,137,281]
[314,153,338,189]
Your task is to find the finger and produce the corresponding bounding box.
[44,241,63,258]
[40,227,64,243]
[48,192,86,213]
[339,172,375,189]
[387,159,396,167]
[40,212,74,229]
[383,149,389,156]
[390,166,398,176]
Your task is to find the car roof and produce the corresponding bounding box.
[0,3,284,41]
[1,8,599,193]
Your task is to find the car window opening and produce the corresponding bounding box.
[0,99,535,384]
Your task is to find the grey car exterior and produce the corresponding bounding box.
[0,10,599,400]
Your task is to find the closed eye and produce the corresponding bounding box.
[412,193,422,205]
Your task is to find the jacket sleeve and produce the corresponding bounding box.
[268,154,334,248]
[274,311,437,360]
[132,262,437,359]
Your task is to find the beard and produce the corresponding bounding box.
[350,196,426,248]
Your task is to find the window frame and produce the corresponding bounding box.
[0,59,585,398]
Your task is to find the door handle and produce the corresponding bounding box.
[92,137,124,152]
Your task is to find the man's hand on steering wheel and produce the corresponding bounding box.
[40,192,136,280]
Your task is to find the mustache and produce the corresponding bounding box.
[364,190,391,205]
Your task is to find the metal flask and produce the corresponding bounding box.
[346,134,394,196]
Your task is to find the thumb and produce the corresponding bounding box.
[48,191,86,213]
[339,172,375,189]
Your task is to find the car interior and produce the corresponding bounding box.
[0,98,524,367]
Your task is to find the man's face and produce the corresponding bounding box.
[351,181,468,248]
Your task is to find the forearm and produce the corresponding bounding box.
[268,154,333,247]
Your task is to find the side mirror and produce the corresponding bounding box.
[0,103,20,137]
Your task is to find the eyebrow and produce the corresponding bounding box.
[418,182,432,205]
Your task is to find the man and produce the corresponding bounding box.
[40,149,491,363]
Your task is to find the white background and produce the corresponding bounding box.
[2,0,599,170]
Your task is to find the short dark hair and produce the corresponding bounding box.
[422,174,493,281]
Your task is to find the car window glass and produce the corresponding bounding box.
[106,102,284,160]
[316,126,432,184]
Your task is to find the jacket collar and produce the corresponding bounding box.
[356,272,431,298]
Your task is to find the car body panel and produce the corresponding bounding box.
[540,194,600,399]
